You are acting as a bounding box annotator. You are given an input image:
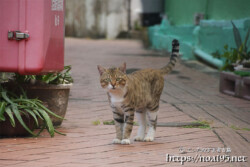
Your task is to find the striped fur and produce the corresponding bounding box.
[160,39,180,75]
[98,39,180,144]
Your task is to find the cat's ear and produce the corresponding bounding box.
[97,65,106,76]
[119,62,126,73]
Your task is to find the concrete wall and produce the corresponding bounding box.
[165,0,207,25]
[65,0,165,38]
[131,0,143,29]
[149,0,250,64]
[65,0,128,39]
[165,0,250,25]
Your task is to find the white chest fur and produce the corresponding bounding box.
[109,89,125,108]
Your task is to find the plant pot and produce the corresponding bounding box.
[0,114,35,137]
[24,83,71,126]
[219,71,250,100]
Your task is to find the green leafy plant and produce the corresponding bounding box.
[234,71,250,77]
[216,21,250,71]
[14,65,73,85]
[0,85,64,137]
[219,45,241,71]
[0,73,14,83]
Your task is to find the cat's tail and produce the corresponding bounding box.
[160,39,180,75]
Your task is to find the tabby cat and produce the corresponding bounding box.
[97,39,180,145]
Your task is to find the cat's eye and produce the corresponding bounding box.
[116,78,122,81]
[104,78,111,82]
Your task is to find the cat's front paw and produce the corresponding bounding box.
[134,136,144,141]
[144,136,154,142]
[112,138,121,144]
[121,139,130,145]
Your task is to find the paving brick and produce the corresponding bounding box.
[1,39,249,167]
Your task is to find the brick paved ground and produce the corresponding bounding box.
[0,38,249,167]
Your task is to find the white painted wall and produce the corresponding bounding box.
[131,0,143,29]
[65,0,129,39]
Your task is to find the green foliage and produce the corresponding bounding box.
[214,22,250,71]
[134,20,143,31]
[231,21,250,54]
[234,71,250,77]
[0,85,64,137]
[0,73,13,83]
[230,125,250,131]
[15,66,73,85]
[219,45,240,71]
[231,21,242,49]
[102,120,138,125]
[182,121,211,129]
[220,45,250,71]
[211,50,221,59]
[92,120,101,125]
[103,120,115,125]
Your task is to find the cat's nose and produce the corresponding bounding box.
[111,81,116,86]
[111,82,116,88]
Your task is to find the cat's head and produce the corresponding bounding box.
[97,63,127,91]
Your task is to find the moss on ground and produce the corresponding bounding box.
[182,121,211,129]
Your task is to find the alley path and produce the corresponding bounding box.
[0,38,249,167]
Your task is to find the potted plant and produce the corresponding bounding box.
[13,66,73,126]
[218,22,250,100]
[0,84,63,137]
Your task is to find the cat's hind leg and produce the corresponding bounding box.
[134,110,146,141]
[144,105,159,142]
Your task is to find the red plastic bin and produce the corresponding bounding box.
[0,0,64,74]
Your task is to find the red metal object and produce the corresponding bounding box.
[0,0,64,74]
